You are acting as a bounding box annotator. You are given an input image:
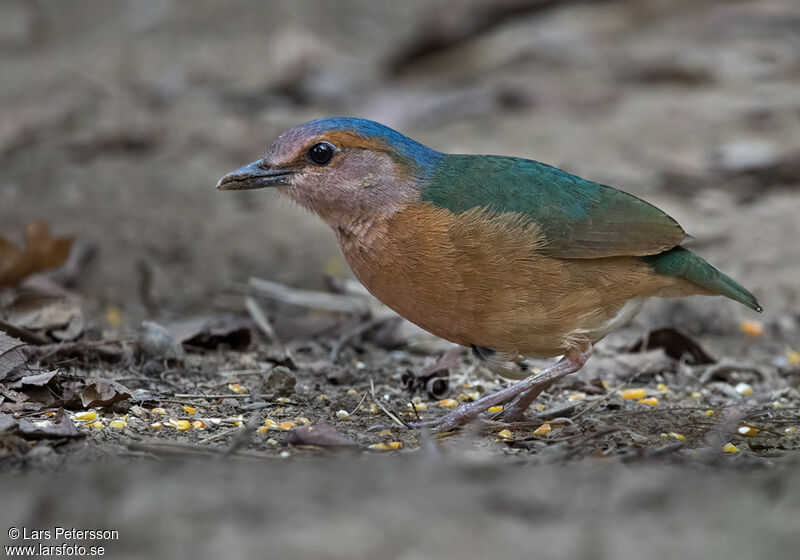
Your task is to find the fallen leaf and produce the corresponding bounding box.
[626,327,715,365]
[172,315,254,351]
[80,378,132,408]
[3,293,84,341]
[285,422,358,448]
[0,413,17,433]
[16,409,80,438]
[16,370,57,387]
[0,332,26,381]
[0,221,72,288]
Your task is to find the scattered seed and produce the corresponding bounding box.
[722,442,740,453]
[336,410,350,420]
[637,397,659,406]
[228,383,245,394]
[533,423,552,435]
[657,383,668,393]
[438,398,458,409]
[487,405,503,414]
[622,388,646,400]
[192,420,205,430]
[740,320,763,337]
[568,392,586,401]
[151,407,167,415]
[735,383,753,395]
[108,420,126,429]
[182,406,196,415]
[496,429,513,441]
[368,442,402,451]
[738,426,758,436]
[73,411,97,422]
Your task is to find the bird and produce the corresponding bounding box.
[217,117,761,432]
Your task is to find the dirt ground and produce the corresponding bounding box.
[1,0,800,558]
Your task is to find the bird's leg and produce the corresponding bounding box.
[498,346,592,422]
[408,346,592,433]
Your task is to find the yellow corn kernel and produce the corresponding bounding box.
[535,404,546,411]
[192,420,206,430]
[73,411,97,422]
[228,383,245,394]
[487,405,504,414]
[182,406,196,415]
[90,421,104,430]
[496,429,513,441]
[438,398,458,409]
[622,388,646,400]
[279,421,295,430]
[722,442,739,453]
[108,420,126,429]
[740,320,763,337]
[276,397,291,404]
[378,430,393,437]
[668,432,686,442]
[788,351,800,365]
[266,438,278,446]
[660,433,669,439]
[533,423,552,435]
[773,401,782,408]
[294,417,310,425]
[601,380,610,389]
[318,394,330,402]
[368,442,402,451]
[369,403,380,415]
[637,397,659,406]
[691,391,703,398]
[347,388,359,395]
[44,411,56,417]
[735,383,753,395]
[784,427,797,434]
[335,410,350,420]
[738,426,758,436]
[705,410,714,416]
[264,418,278,430]
[657,383,668,393]
[568,392,586,401]
[151,422,162,429]
[105,305,122,326]
[151,407,167,415]
[175,420,191,431]
[257,425,269,434]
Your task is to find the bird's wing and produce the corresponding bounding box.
[423,155,687,259]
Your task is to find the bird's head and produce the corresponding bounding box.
[217,117,441,226]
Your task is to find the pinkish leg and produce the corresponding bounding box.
[409,346,592,433]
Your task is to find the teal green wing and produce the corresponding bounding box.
[424,155,687,258]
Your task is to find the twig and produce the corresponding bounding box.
[217,411,261,461]
[330,316,392,363]
[172,393,251,399]
[249,277,370,314]
[244,296,279,344]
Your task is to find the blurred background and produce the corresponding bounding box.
[3,2,800,558]
[2,0,799,320]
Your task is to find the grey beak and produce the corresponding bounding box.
[216,160,294,190]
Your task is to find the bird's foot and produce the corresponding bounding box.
[405,347,592,433]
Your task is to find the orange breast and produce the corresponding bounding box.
[337,203,686,358]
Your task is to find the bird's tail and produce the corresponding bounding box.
[643,246,762,312]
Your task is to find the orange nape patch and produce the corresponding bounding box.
[338,202,700,359]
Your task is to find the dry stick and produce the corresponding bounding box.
[369,378,408,428]
[244,296,279,344]
[248,277,370,314]
[172,393,251,399]
[330,316,392,363]
[217,411,262,461]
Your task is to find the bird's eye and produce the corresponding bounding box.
[307,142,335,166]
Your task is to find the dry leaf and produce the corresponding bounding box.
[0,332,26,381]
[0,221,72,288]
[3,293,84,341]
[80,377,131,408]
[16,409,80,438]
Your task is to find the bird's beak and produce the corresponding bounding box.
[216,160,294,190]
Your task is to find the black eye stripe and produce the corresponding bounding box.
[307,142,335,166]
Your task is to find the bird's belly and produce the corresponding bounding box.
[337,204,661,357]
